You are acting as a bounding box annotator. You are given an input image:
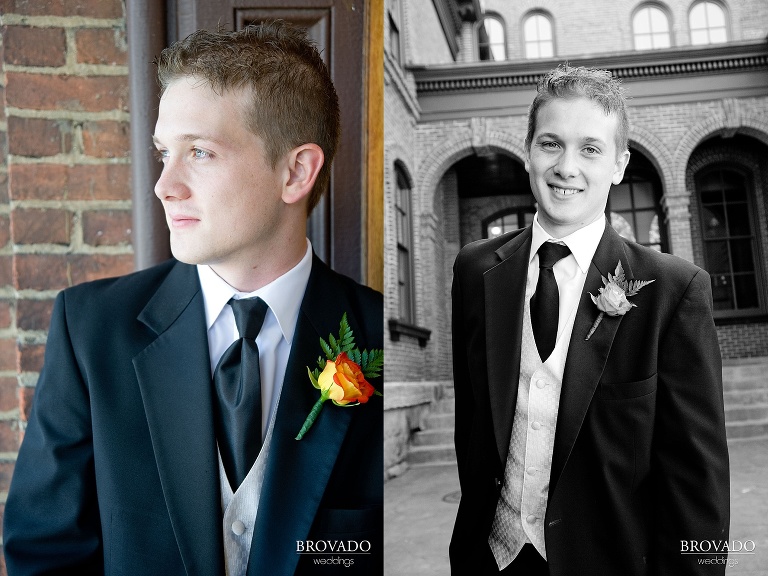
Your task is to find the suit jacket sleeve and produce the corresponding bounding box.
[3,290,103,574]
[451,254,474,490]
[651,268,730,574]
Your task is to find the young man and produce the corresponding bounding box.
[450,65,729,575]
[4,22,383,576]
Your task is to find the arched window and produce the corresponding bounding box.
[606,153,668,252]
[633,4,671,50]
[689,1,728,45]
[477,14,506,61]
[697,165,761,314]
[523,12,554,59]
[483,208,535,239]
[394,163,415,322]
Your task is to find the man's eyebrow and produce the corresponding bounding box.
[151,133,227,146]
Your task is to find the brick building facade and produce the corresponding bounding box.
[383,0,768,476]
[0,2,132,565]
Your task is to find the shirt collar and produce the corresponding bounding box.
[197,240,313,343]
[530,213,606,275]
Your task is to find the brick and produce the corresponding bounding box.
[0,377,17,412]
[18,343,44,372]
[7,117,71,157]
[0,301,10,329]
[76,28,127,66]
[5,73,129,113]
[0,339,17,371]
[11,208,72,245]
[0,84,6,123]
[0,0,123,18]
[0,256,11,288]
[2,26,66,67]
[82,209,132,246]
[0,461,15,492]
[13,254,69,291]
[0,421,19,452]
[69,254,134,285]
[0,214,9,247]
[9,164,131,201]
[81,121,130,158]
[16,299,54,332]
[20,385,35,422]
[0,171,8,204]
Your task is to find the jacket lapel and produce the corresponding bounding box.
[248,256,360,576]
[550,223,631,494]
[132,262,225,576]
[484,228,531,465]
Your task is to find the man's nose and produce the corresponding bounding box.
[553,149,579,179]
[154,158,191,201]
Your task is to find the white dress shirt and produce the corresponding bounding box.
[197,240,313,576]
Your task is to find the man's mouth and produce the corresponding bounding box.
[550,185,582,196]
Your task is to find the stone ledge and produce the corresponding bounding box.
[384,380,452,410]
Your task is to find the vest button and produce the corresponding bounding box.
[526,514,537,524]
[231,520,246,536]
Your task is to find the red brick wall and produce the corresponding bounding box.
[0,1,134,565]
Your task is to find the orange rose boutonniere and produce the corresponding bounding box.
[585,261,655,340]
[295,314,383,440]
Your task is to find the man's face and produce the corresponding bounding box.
[153,77,286,275]
[525,96,630,238]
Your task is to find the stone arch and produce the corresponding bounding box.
[628,124,675,201]
[673,107,768,194]
[416,128,527,216]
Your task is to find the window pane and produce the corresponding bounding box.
[691,29,709,45]
[634,9,651,34]
[730,239,755,273]
[726,203,750,236]
[611,212,636,242]
[611,183,632,210]
[539,43,553,58]
[633,181,655,208]
[734,274,759,309]
[709,28,727,43]
[538,16,553,40]
[690,4,707,29]
[702,205,726,238]
[705,241,730,273]
[524,15,539,38]
[635,34,652,50]
[526,42,540,59]
[650,7,668,32]
[634,210,657,244]
[706,2,726,26]
[711,274,733,310]
[653,33,671,48]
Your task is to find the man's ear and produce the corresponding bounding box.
[612,149,631,185]
[282,143,324,205]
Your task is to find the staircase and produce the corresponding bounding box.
[723,357,768,441]
[405,358,768,467]
[405,384,456,467]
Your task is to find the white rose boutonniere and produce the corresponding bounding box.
[585,261,655,340]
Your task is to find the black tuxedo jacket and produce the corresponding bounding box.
[4,256,383,576]
[450,222,729,576]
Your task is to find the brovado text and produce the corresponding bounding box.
[296,540,371,553]
[680,540,756,553]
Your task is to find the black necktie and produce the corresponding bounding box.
[530,242,571,362]
[213,296,269,490]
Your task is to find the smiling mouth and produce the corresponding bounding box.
[550,185,583,196]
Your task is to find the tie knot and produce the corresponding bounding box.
[229,297,269,340]
[537,242,571,269]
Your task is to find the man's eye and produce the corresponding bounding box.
[583,146,600,155]
[541,141,560,150]
[153,148,168,162]
[193,148,210,159]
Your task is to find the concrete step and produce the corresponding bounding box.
[423,412,455,429]
[406,443,456,466]
[725,403,768,423]
[429,397,455,414]
[724,388,768,407]
[411,428,454,447]
[726,419,768,440]
[722,358,768,391]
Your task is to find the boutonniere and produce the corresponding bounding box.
[585,261,655,340]
[295,313,383,440]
